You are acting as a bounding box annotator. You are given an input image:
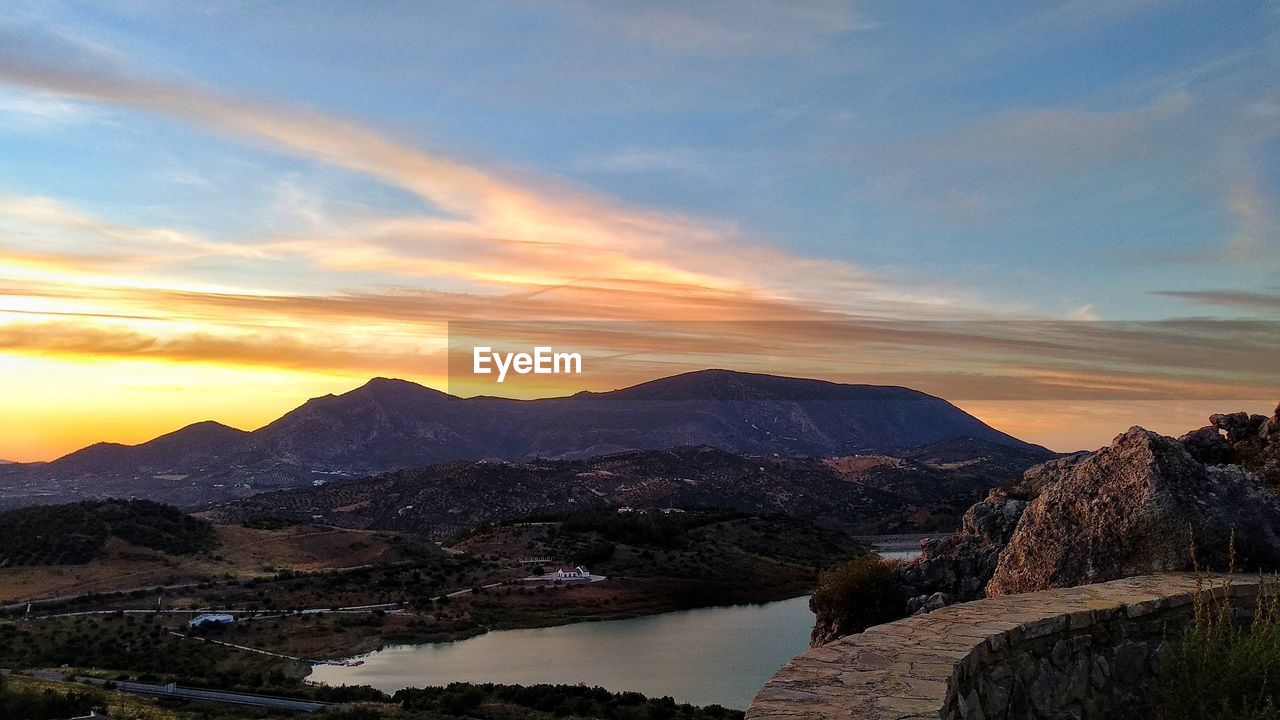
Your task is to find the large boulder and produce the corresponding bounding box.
[1177,425,1233,465]
[988,427,1280,596]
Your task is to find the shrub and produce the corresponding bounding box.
[1149,534,1280,720]
[810,554,903,640]
[0,675,105,720]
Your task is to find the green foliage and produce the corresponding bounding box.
[0,616,286,689]
[0,499,218,565]
[394,682,743,720]
[1149,534,1280,719]
[996,479,1039,501]
[0,675,105,720]
[810,554,903,636]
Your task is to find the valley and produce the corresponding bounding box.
[0,503,872,716]
[0,372,1059,717]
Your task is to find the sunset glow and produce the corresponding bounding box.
[1,3,1277,461]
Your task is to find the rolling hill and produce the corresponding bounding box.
[210,441,1053,540]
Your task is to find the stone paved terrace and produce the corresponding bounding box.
[746,574,1263,720]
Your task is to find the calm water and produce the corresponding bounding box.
[310,540,924,709]
[311,595,814,709]
[865,533,929,561]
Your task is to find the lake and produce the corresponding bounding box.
[311,594,815,709]
[310,540,924,709]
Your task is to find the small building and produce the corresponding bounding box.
[552,566,591,580]
[188,613,235,628]
[521,566,604,583]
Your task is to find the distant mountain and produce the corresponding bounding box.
[0,370,1047,508]
[211,443,1051,540]
[51,421,250,476]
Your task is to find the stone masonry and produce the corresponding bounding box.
[747,574,1262,720]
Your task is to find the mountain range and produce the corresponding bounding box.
[0,369,1045,509]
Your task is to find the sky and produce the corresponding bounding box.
[0,0,1277,461]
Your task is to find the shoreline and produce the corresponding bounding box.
[303,584,817,674]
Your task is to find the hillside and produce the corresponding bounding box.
[0,370,1044,509]
[0,499,217,566]
[211,443,1053,540]
[0,519,435,605]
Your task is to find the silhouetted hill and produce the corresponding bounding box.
[51,421,249,474]
[0,370,1046,508]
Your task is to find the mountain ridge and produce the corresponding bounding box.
[0,369,1047,509]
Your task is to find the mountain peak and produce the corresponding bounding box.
[351,377,447,397]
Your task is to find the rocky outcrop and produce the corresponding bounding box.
[899,491,1026,612]
[988,426,1280,595]
[897,453,1087,613]
[886,404,1280,621]
[806,406,1280,647]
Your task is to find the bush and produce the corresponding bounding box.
[394,682,742,719]
[0,675,105,720]
[1149,532,1280,720]
[810,554,903,640]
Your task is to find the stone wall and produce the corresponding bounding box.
[747,574,1261,720]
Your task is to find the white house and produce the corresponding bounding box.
[188,613,235,628]
[552,566,591,580]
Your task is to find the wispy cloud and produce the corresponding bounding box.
[1153,290,1280,312]
[0,27,982,322]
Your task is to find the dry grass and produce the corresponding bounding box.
[1149,532,1280,720]
[0,524,411,603]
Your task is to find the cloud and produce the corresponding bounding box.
[1225,182,1275,263]
[1153,290,1280,312]
[0,30,989,323]
[0,86,95,127]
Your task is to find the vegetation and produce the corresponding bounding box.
[810,554,903,637]
[0,500,218,565]
[0,674,104,720]
[558,509,747,549]
[392,682,742,720]
[1149,537,1280,720]
[997,479,1040,501]
[0,674,741,720]
[0,507,859,716]
[0,615,300,689]
[855,491,983,535]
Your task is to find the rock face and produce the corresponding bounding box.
[897,453,1086,613]
[899,490,1026,612]
[888,403,1280,623]
[1209,404,1280,486]
[989,424,1280,595]
[808,405,1280,645]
